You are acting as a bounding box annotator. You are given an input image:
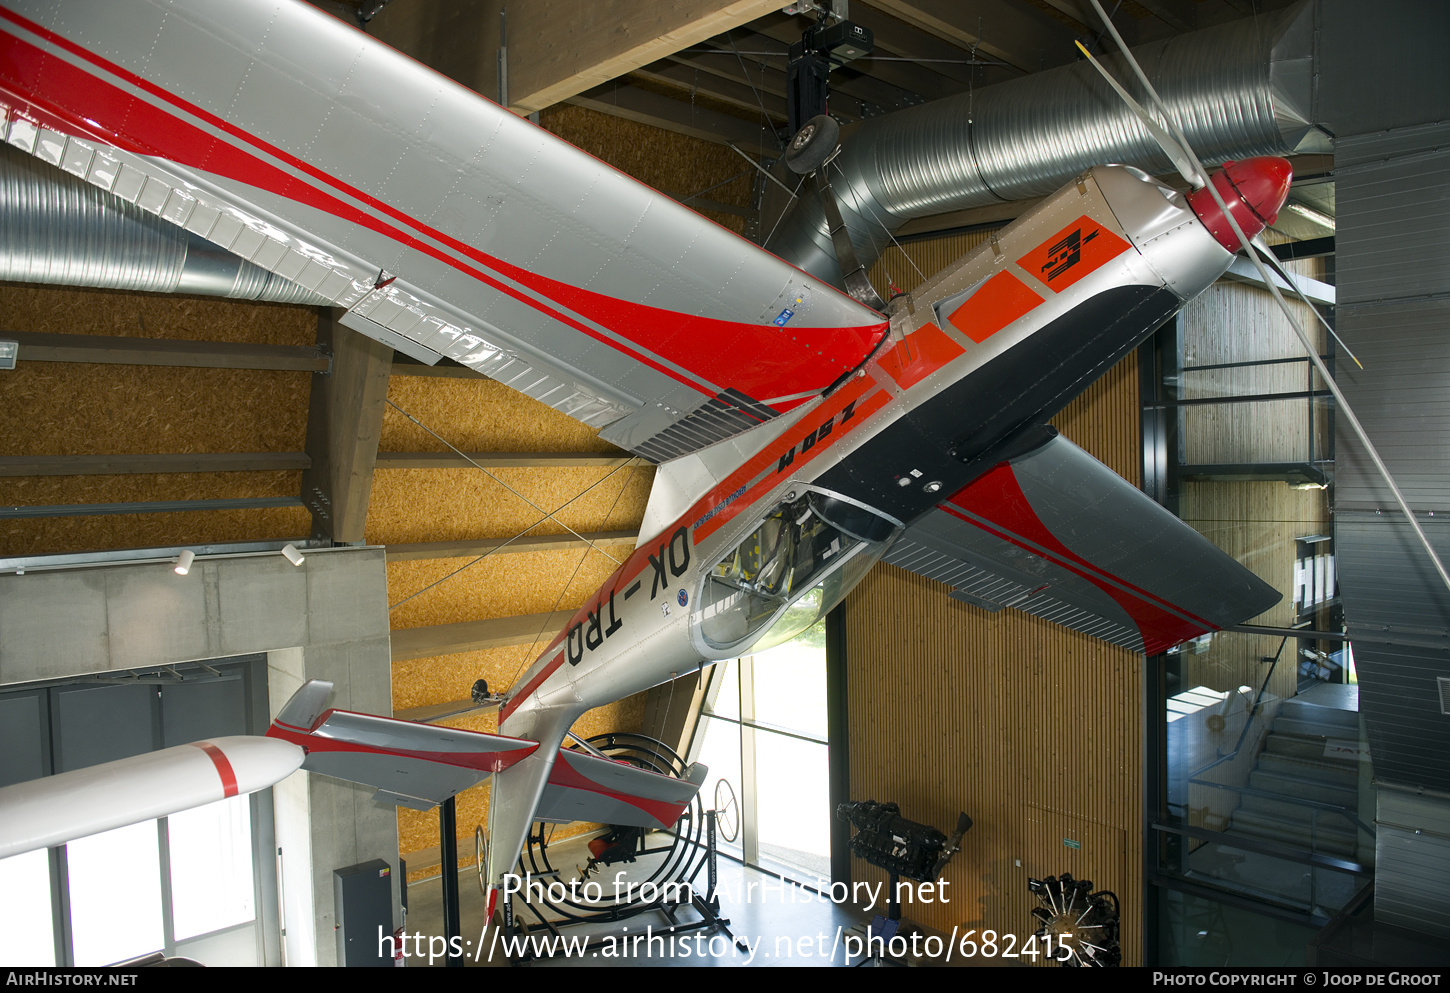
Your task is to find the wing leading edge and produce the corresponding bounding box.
[883,431,1281,654]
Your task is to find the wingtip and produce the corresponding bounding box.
[274,679,334,731]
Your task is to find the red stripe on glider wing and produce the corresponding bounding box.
[190,741,239,798]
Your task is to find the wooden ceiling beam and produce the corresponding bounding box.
[0,453,311,476]
[1,451,640,476]
[389,356,483,378]
[848,3,1016,90]
[861,0,1081,74]
[746,13,953,105]
[1,331,329,372]
[374,452,636,470]
[726,28,924,116]
[368,0,785,114]
[568,79,778,155]
[631,62,787,124]
[666,48,790,100]
[301,312,392,545]
[385,531,638,562]
[390,609,577,661]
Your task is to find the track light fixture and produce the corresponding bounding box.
[280,544,305,567]
[173,549,194,576]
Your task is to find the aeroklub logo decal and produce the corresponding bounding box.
[1039,228,1099,281]
[1018,216,1132,292]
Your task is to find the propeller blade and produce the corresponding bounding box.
[1085,0,1450,598]
[1073,40,1204,189]
[1247,234,1365,370]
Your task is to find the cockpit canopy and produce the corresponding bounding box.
[695,488,900,656]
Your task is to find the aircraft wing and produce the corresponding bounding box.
[0,736,303,859]
[266,681,538,810]
[0,1,886,459]
[882,431,1281,654]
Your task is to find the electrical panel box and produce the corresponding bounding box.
[334,859,393,967]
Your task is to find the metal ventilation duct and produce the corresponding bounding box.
[0,144,329,305]
[764,0,1326,283]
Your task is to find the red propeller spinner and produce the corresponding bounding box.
[1185,156,1294,252]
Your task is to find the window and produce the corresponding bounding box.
[690,620,832,880]
[697,489,898,655]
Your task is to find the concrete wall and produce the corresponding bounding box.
[0,546,398,967]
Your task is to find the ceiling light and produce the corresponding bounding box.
[281,544,305,567]
[173,549,194,575]
[1285,202,1336,231]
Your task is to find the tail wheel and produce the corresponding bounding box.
[518,732,707,924]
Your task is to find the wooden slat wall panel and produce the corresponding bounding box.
[0,285,317,555]
[844,320,1146,964]
[869,230,994,297]
[845,566,1142,965]
[1180,284,1328,466]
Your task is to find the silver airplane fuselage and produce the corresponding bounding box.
[500,162,1233,745]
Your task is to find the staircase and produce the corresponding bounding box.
[1227,700,1364,858]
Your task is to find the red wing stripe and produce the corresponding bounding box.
[0,10,884,402]
[940,501,1212,634]
[944,464,1215,628]
[944,502,1214,653]
[190,741,238,799]
[547,753,692,827]
[265,722,537,773]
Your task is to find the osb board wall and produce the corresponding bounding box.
[0,285,316,555]
[371,376,656,867]
[537,104,754,235]
[376,99,761,864]
[843,339,1146,964]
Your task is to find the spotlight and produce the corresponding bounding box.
[280,543,305,567]
[174,550,195,576]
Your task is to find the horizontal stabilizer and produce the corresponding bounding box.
[534,750,706,829]
[267,682,538,808]
[884,432,1280,654]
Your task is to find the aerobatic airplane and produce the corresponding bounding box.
[0,0,1288,924]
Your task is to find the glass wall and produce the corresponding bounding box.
[689,620,831,881]
[1144,252,1373,959]
[0,657,275,967]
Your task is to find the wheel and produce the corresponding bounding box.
[784,114,840,175]
[714,779,740,843]
[475,825,489,896]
